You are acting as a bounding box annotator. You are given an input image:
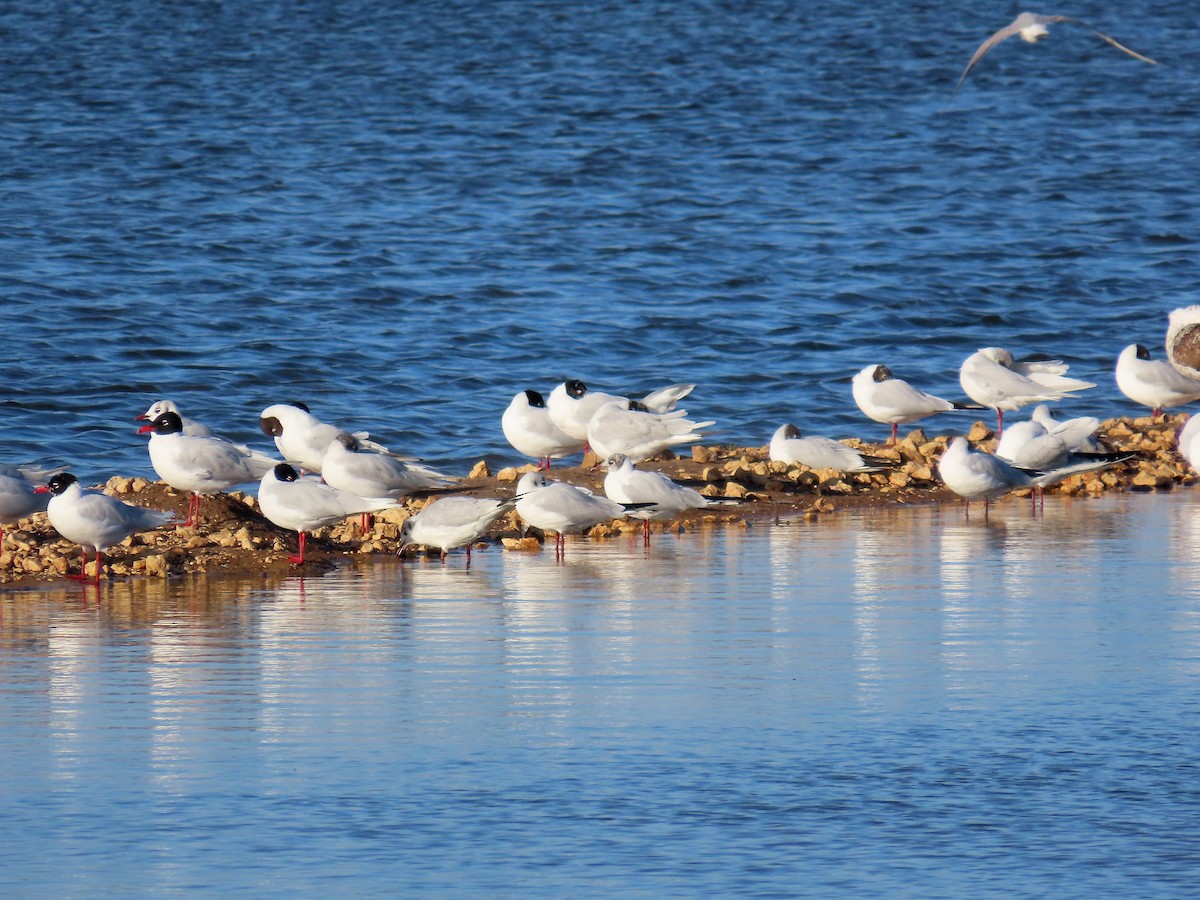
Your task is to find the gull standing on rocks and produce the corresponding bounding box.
[36,472,175,582]
[400,496,517,565]
[257,463,399,565]
[139,411,278,527]
[136,400,215,437]
[851,364,982,444]
[586,400,714,464]
[0,464,51,546]
[937,436,1039,519]
[602,453,736,547]
[1030,403,1104,453]
[959,347,1095,436]
[1115,343,1200,418]
[514,470,645,560]
[996,418,1132,484]
[502,389,585,469]
[769,424,894,473]
[547,379,695,443]
[949,11,1157,99]
[259,402,385,474]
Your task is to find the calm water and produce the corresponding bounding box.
[2,0,1199,480]
[1,491,1198,896]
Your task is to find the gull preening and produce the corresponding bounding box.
[602,453,736,547]
[502,389,584,469]
[139,411,278,527]
[546,379,694,443]
[36,472,176,582]
[995,417,1132,489]
[851,364,981,444]
[950,11,1157,99]
[400,496,517,565]
[1165,306,1200,382]
[256,463,398,565]
[586,400,714,464]
[1115,343,1200,418]
[959,347,1095,436]
[769,424,894,474]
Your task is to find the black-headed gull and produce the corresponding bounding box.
[36,472,175,582]
[514,470,643,560]
[547,379,695,443]
[769,424,894,473]
[959,347,1095,435]
[1029,404,1104,453]
[0,464,50,545]
[139,411,278,526]
[400,496,517,565]
[258,402,384,474]
[996,418,1132,482]
[257,463,398,565]
[602,453,736,547]
[586,400,714,464]
[501,389,585,469]
[950,11,1156,99]
[851,364,982,444]
[936,436,1039,518]
[1116,343,1200,418]
[135,399,214,437]
[322,433,457,499]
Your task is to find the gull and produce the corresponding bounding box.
[937,436,1039,518]
[851,364,982,444]
[1166,306,1200,381]
[996,418,1132,487]
[400,496,517,565]
[139,411,278,526]
[35,472,175,582]
[0,464,50,546]
[257,463,399,565]
[959,347,1095,436]
[586,400,714,463]
[602,453,736,547]
[135,399,214,437]
[1116,343,1200,418]
[547,379,695,443]
[950,12,1157,99]
[258,402,385,474]
[769,424,894,473]
[501,389,585,469]
[514,470,646,560]
[1030,403,1104,453]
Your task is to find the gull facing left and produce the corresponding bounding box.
[603,453,735,546]
[959,347,1095,435]
[1115,343,1200,418]
[400,496,517,565]
[936,436,1038,517]
[769,424,894,474]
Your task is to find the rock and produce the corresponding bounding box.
[692,445,713,463]
[581,449,601,468]
[967,421,993,443]
[106,476,134,495]
[502,536,541,552]
[723,482,750,499]
[468,460,490,479]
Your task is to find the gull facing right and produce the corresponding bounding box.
[851,364,981,444]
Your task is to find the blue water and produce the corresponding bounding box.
[2,0,1197,481]
[1,491,1198,896]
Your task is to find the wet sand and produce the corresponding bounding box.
[0,414,1191,589]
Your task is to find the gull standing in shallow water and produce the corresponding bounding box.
[936,436,1039,519]
[36,472,176,582]
[1115,343,1200,419]
[851,364,981,444]
[769,424,894,474]
[602,453,737,547]
[959,347,1095,436]
[400,496,517,565]
[257,464,399,565]
[949,11,1157,99]
[514,470,646,561]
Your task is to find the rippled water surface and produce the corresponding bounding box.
[2,492,1199,896]
[2,0,1198,479]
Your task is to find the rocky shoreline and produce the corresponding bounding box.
[0,414,1192,589]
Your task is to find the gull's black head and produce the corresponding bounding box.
[524,389,546,408]
[873,365,893,382]
[274,463,299,483]
[1135,344,1151,360]
[565,379,588,399]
